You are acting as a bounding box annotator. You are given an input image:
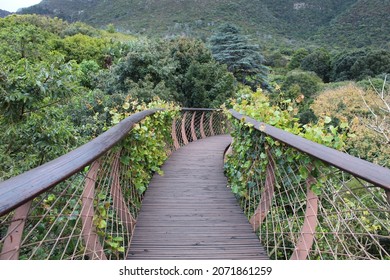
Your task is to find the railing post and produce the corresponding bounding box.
[290,175,319,260]
[171,117,180,150]
[209,112,215,136]
[190,111,198,141]
[0,201,32,260]
[111,153,136,236]
[200,112,206,139]
[81,161,107,260]
[181,112,189,145]
[249,149,276,231]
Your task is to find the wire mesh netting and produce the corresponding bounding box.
[227,124,390,260]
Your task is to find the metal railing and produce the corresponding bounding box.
[0,109,227,260]
[227,110,390,260]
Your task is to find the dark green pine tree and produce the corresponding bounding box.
[208,23,269,89]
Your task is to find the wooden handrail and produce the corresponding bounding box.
[229,110,390,191]
[0,109,159,216]
[181,108,222,111]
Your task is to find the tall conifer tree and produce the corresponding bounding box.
[208,23,268,89]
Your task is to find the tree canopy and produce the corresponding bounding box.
[208,23,269,89]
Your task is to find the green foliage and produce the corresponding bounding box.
[330,49,390,82]
[311,83,389,167]
[61,21,100,37]
[107,38,235,108]
[111,100,179,194]
[51,34,112,66]
[0,16,55,64]
[264,50,289,68]
[106,23,116,33]
[281,70,323,100]
[225,87,348,200]
[0,106,79,179]
[79,60,101,89]
[0,54,83,179]
[222,87,376,259]
[314,0,390,48]
[287,48,309,70]
[0,15,127,180]
[22,0,390,48]
[182,62,235,108]
[2,14,68,36]
[208,23,269,89]
[301,48,331,82]
[0,55,82,123]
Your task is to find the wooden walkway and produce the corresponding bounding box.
[127,135,268,260]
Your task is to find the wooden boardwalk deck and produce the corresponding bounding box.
[127,135,268,260]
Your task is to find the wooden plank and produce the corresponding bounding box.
[127,135,268,260]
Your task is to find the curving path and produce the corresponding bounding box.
[127,135,268,260]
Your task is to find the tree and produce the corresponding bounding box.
[0,55,81,123]
[51,34,112,66]
[281,70,323,100]
[182,62,235,108]
[301,48,331,82]
[311,82,389,166]
[107,38,235,107]
[288,48,309,70]
[359,76,390,145]
[0,16,54,64]
[208,23,268,89]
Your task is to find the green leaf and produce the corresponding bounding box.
[248,181,256,188]
[113,237,124,242]
[324,116,332,124]
[340,122,348,129]
[311,184,322,196]
[106,241,119,249]
[120,156,131,165]
[299,166,309,180]
[98,220,107,229]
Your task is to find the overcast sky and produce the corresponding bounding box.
[0,0,42,12]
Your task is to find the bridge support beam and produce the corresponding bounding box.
[209,112,215,136]
[0,201,32,260]
[81,160,107,260]
[250,150,276,232]
[190,111,197,141]
[171,118,180,150]
[290,175,318,260]
[181,112,189,145]
[110,153,136,236]
[200,112,206,139]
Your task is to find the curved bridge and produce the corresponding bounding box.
[0,109,389,260]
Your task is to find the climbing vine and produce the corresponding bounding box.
[223,86,367,259]
[109,98,179,195]
[225,86,349,201]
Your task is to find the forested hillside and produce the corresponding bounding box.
[20,0,390,48]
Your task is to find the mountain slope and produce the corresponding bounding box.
[19,0,390,47]
[21,0,279,35]
[0,9,12,18]
[316,0,390,47]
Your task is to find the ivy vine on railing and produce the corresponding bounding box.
[224,87,390,260]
